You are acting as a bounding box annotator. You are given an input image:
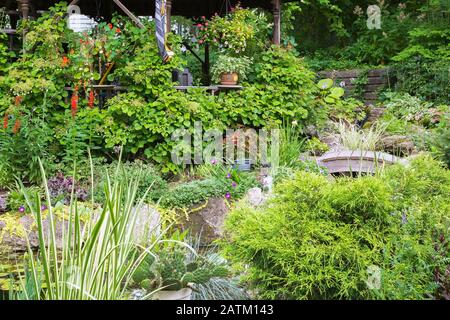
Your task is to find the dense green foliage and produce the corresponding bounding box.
[0,2,362,179]
[102,45,354,173]
[221,156,450,299]
[159,174,258,209]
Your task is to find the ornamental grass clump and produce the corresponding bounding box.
[13,158,158,300]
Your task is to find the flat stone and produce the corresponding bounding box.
[321,134,346,153]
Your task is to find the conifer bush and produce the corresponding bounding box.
[221,156,450,299]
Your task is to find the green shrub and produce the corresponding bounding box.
[94,160,168,204]
[160,174,259,209]
[390,59,450,105]
[102,47,334,173]
[221,156,450,299]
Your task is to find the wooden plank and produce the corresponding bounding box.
[364,84,386,92]
[364,92,378,100]
[367,68,388,77]
[112,0,145,29]
[367,77,388,85]
[316,150,399,175]
[317,150,398,164]
[0,29,16,34]
[174,86,218,90]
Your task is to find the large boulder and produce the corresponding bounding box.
[177,197,229,245]
[132,204,161,243]
[0,214,69,253]
[378,135,416,156]
[366,107,385,123]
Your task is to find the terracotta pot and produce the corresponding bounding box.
[220,72,239,85]
[153,288,192,300]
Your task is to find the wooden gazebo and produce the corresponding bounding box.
[2,0,285,45]
[2,0,289,85]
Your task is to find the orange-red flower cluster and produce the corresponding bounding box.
[88,90,95,108]
[12,119,21,134]
[15,95,22,106]
[62,56,70,67]
[71,92,78,118]
[3,114,8,129]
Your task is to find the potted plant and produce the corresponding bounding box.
[212,55,252,85]
[132,239,229,300]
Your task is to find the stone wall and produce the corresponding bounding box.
[319,68,390,105]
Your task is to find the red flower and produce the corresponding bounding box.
[88,90,95,108]
[196,23,202,28]
[108,23,113,30]
[3,114,8,129]
[71,92,78,118]
[15,95,22,106]
[12,119,21,134]
[62,56,69,67]
[198,39,204,44]
[116,28,121,33]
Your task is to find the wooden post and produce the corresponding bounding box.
[203,43,211,86]
[17,0,30,20]
[166,0,172,34]
[272,0,281,45]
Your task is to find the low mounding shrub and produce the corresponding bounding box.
[221,155,450,299]
[159,174,259,209]
[94,161,168,204]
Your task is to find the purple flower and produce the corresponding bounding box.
[211,159,217,165]
[225,192,231,200]
[231,182,237,188]
[226,173,231,179]
[41,205,48,211]
[18,206,25,213]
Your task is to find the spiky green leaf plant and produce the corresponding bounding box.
[15,157,161,300]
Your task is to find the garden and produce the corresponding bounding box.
[0,0,448,301]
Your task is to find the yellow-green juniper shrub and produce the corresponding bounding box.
[221,155,450,299]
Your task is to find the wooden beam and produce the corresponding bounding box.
[272,0,281,45]
[112,0,145,29]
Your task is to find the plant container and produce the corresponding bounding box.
[220,72,239,85]
[234,159,252,172]
[153,288,192,300]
